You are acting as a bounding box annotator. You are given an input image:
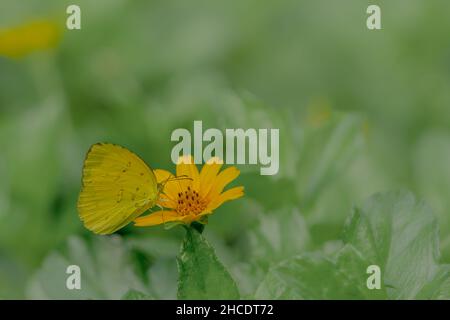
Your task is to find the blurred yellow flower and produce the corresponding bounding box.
[134,156,244,227]
[307,97,332,127]
[0,19,61,58]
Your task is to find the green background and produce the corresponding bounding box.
[1,0,450,299]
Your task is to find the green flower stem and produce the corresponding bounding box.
[190,221,205,234]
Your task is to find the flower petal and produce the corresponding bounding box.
[199,157,223,196]
[205,166,240,200]
[157,194,177,209]
[134,210,180,226]
[176,155,199,190]
[182,214,202,224]
[0,20,61,58]
[206,186,244,212]
[154,169,173,184]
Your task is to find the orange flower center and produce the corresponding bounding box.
[176,186,207,216]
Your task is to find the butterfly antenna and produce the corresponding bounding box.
[168,175,193,182]
[157,175,193,193]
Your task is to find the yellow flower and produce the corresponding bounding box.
[134,156,244,227]
[0,20,61,58]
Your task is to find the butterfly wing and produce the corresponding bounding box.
[77,143,159,234]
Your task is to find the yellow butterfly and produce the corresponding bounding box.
[77,143,165,235]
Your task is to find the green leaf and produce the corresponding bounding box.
[343,190,444,299]
[413,130,450,261]
[255,245,386,299]
[248,207,310,270]
[299,113,365,210]
[127,235,179,299]
[415,265,450,299]
[121,289,152,300]
[177,227,240,299]
[256,191,449,300]
[334,245,387,299]
[26,236,150,299]
[148,258,178,299]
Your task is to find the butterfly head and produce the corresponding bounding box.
[156,182,165,195]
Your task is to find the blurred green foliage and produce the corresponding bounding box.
[1,0,450,299]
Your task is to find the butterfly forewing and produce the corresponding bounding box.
[77,143,158,234]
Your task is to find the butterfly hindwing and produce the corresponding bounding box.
[77,143,158,234]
